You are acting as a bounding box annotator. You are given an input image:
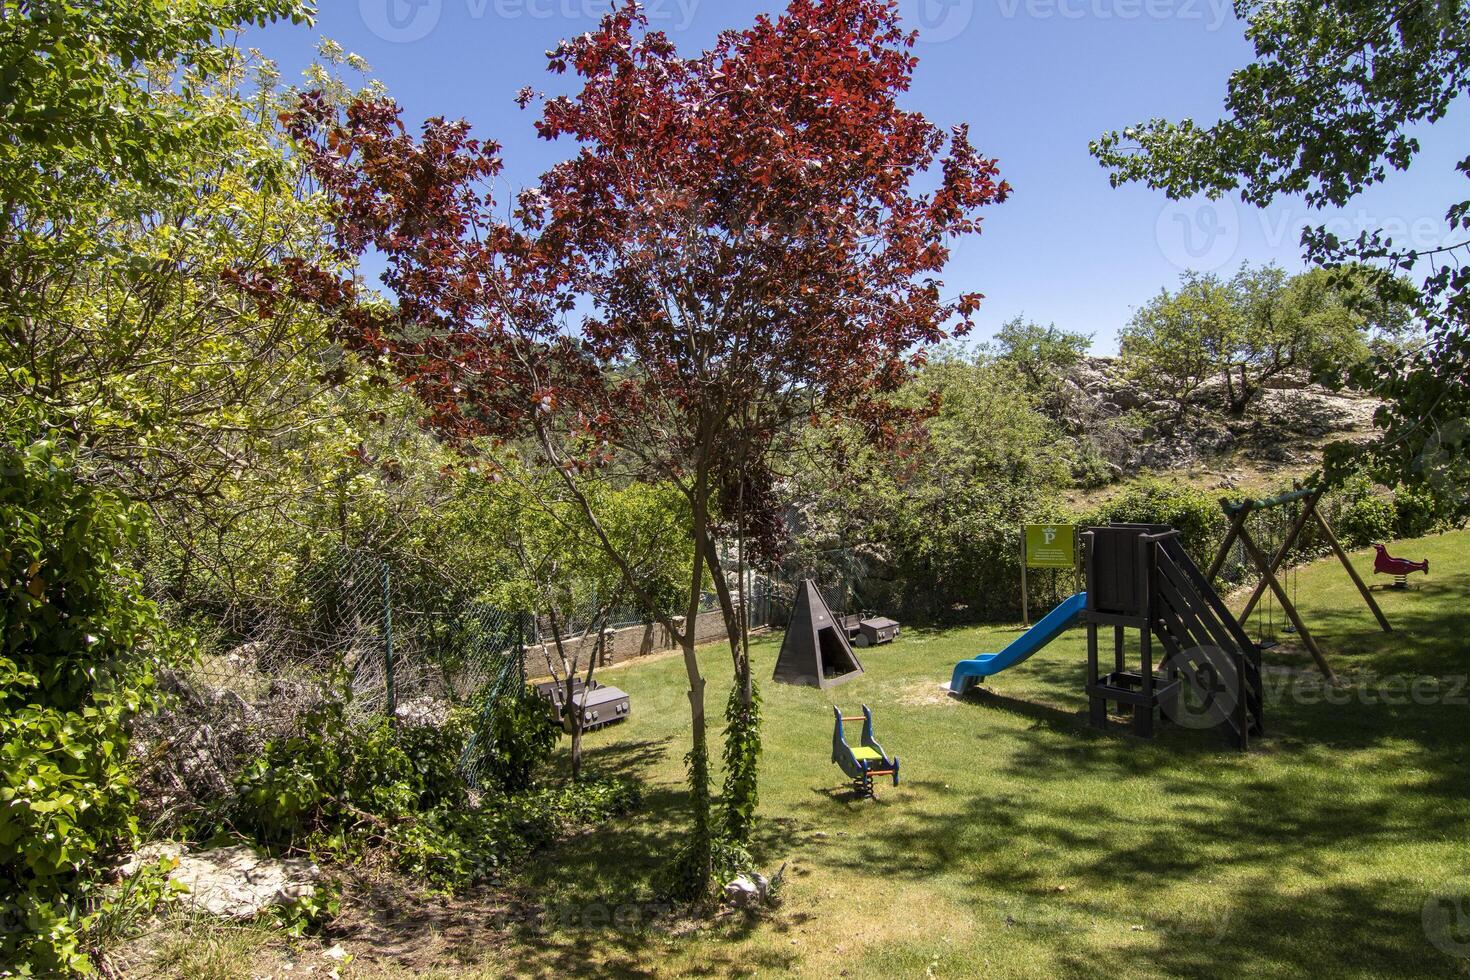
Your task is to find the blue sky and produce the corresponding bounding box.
[253,0,1467,353]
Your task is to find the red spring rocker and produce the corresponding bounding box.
[1373,544,1429,589]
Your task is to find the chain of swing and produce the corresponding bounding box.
[1232,499,1307,649]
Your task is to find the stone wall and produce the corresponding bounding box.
[524,612,743,680]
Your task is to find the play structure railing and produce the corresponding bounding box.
[1151,532,1263,746]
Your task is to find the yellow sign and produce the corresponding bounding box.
[1025,524,1076,569]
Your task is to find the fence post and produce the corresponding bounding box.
[382,561,396,721]
[516,611,527,688]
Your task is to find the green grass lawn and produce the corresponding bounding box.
[465,529,1470,979]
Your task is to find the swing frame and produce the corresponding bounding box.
[1206,484,1392,683]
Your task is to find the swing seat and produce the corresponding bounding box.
[1258,639,1279,651]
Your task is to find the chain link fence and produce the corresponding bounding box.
[129,548,790,830]
[132,549,526,830]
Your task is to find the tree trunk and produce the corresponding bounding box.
[1236,364,1257,415]
[571,617,613,783]
[568,707,584,782]
[703,539,748,688]
[701,490,761,845]
[676,485,713,892]
[547,607,584,783]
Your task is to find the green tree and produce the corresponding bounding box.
[0,10,465,634]
[1120,272,1239,409]
[989,317,1093,393]
[1121,265,1374,415]
[1228,265,1370,413]
[0,1,310,228]
[1,38,351,509]
[475,455,691,781]
[1091,0,1470,512]
[790,352,1071,622]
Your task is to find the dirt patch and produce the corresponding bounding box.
[321,872,523,973]
[894,680,958,707]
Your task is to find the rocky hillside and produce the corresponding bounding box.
[1055,357,1380,499]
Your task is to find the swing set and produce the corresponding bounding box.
[1206,484,1392,683]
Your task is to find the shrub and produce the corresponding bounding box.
[655,835,756,904]
[1326,472,1397,549]
[1083,480,1227,564]
[395,709,476,806]
[1334,494,1397,549]
[224,684,627,891]
[404,777,642,887]
[228,694,445,848]
[463,685,561,794]
[1391,483,1444,540]
[1,427,171,975]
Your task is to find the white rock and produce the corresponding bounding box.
[723,873,771,908]
[395,696,448,727]
[116,841,185,878]
[171,845,319,919]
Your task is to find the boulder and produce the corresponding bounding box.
[1108,386,1147,411]
[723,872,771,909]
[120,844,319,919]
[173,845,319,918]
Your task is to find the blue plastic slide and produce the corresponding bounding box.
[947,592,1088,695]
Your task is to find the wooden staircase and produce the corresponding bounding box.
[1152,536,1263,749]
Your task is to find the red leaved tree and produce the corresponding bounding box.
[284,0,1007,896]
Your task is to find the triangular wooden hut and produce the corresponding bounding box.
[772,579,864,688]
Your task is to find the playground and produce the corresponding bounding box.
[238,529,1466,979]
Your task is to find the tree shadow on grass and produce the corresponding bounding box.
[333,729,800,977]
[1238,545,1470,678]
[774,690,1468,975]
[954,670,1256,760]
[572,736,676,779]
[490,728,821,978]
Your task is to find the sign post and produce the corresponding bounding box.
[1019,527,1028,627]
[1022,524,1077,627]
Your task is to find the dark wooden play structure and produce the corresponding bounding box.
[1083,524,1263,750]
[772,579,865,688]
[1205,484,1392,683]
[946,523,1262,749]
